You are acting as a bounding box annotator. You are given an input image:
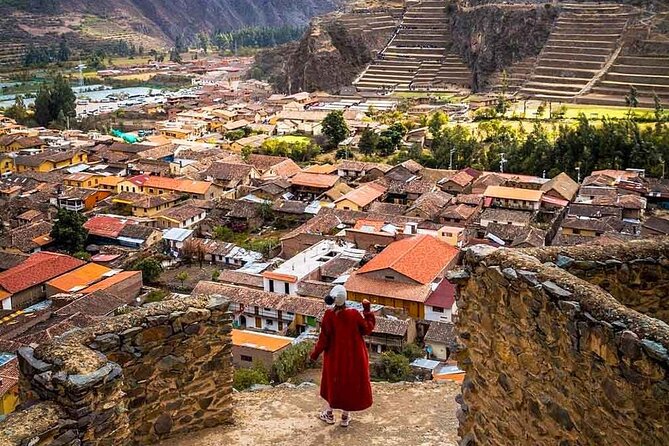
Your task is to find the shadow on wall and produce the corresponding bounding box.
[450,238,669,446]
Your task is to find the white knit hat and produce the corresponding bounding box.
[330,285,347,306]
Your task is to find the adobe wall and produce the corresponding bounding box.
[451,239,669,446]
[0,295,233,446]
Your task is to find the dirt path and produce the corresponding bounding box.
[162,381,460,446]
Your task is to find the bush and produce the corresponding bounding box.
[401,343,425,362]
[375,352,411,383]
[270,341,314,383]
[213,225,235,242]
[144,289,169,303]
[73,251,91,261]
[131,257,163,283]
[234,361,270,390]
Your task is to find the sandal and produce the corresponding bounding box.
[319,410,335,425]
[340,412,351,427]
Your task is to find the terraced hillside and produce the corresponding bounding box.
[0,0,344,66]
[519,2,635,101]
[353,0,472,93]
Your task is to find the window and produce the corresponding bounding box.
[385,275,394,280]
[266,319,273,326]
[284,283,290,294]
[432,306,444,313]
[572,229,581,235]
[278,321,283,331]
[254,306,259,315]
[241,355,253,362]
[268,280,274,292]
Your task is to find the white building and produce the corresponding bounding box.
[261,240,365,295]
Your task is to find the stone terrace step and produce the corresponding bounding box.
[538,58,604,70]
[546,39,616,48]
[617,56,669,67]
[542,45,613,56]
[541,52,608,62]
[524,81,585,92]
[605,72,669,86]
[612,64,669,76]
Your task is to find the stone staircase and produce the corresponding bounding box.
[337,10,400,34]
[519,2,634,102]
[353,0,471,93]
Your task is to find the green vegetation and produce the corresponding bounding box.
[234,361,270,390]
[145,289,169,303]
[212,26,305,53]
[33,73,76,128]
[420,112,669,178]
[176,271,189,288]
[322,110,350,148]
[374,351,412,383]
[259,137,321,162]
[271,341,314,383]
[131,257,164,284]
[50,209,88,254]
[272,135,311,144]
[401,343,425,362]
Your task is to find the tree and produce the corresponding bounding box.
[169,47,182,63]
[58,37,70,62]
[212,269,221,281]
[322,110,350,148]
[182,239,206,267]
[176,271,189,288]
[198,33,209,53]
[50,208,88,254]
[358,127,378,155]
[257,201,275,222]
[34,73,76,128]
[4,95,29,124]
[174,34,186,53]
[131,257,163,284]
[428,111,447,137]
[213,225,235,242]
[402,343,425,362]
[654,94,665,122]
[625,85,639,117]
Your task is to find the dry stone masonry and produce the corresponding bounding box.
[0,295,233,446]
[451,238,669,446]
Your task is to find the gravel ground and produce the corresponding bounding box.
[162,381,461,446]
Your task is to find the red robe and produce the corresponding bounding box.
[310,308,376,411]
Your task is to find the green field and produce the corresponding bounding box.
[271,135,312,144]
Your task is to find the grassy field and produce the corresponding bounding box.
[271,135,312,144]
[109,73,158,81]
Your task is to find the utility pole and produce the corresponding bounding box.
[449,148,455,170]
[575,166,581,183]
[500,153,507,173]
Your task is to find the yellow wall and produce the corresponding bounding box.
[562,227,596,237]
[0,157,14,174]
[348,291,424,319]
[17,153,87,173]
[1,385,18,416]
[335,199,361,211]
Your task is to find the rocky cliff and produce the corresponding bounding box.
[449,3,559,91]
[252,14,393,94]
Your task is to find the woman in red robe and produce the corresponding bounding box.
[310,285,376,427]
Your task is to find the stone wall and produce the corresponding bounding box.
[1,295,233,446]
[451,238,669,446]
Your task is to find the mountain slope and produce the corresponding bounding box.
[0,0,344,65]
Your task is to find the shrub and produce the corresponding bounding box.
[270,341,314,383]
[144,289,169,303]
[401,343,425,362]
[375,351,411,383]
[234,361,270,390]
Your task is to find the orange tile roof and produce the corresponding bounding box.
[0,252,85,294]
[46,263,112,293]
[262,271,298,283]
[303,164,337,174]
[143,176,213,195]
[483,186,543,202]
[290,172,339,189]
[98,176,124,187]
[81,271,141,294]
[231,329,292,352]
[357,234,459,284]
[335,182,386,207]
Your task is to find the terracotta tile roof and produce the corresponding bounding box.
[46,263,111,293]
[268,159,302,178]
[479,208,533,224]
[357,234,459,284]
[0,358,19,397]
[353,219,385,233]
[0,252,29,271]
[398,159,423,174]
[192,281,326,319]
[303,164,337,174]
[335,182,386,207]
[323,183,353,201]
[0,252,84,294]
[367,202,407,215]
[204,162,254,182]
[217,270,264,289]
[540,172,579,201]
[443,170,474,187]
[440,204,478,221]
[144,176,213,195]
[80,271,141,294]
[406,191,452,219]
[296,280,335,299]
[55,290,126,317]
[345,273,434,302]
[425,278,456,309]
[84,215,127,239]
[0,221,53,253]
[158,204,204,223]
[424,321,456,345]
[372,317,409,336]
[290,172,339,189]
[246,154,290,171]
[113,191,182,208]
[483,186,543,202]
